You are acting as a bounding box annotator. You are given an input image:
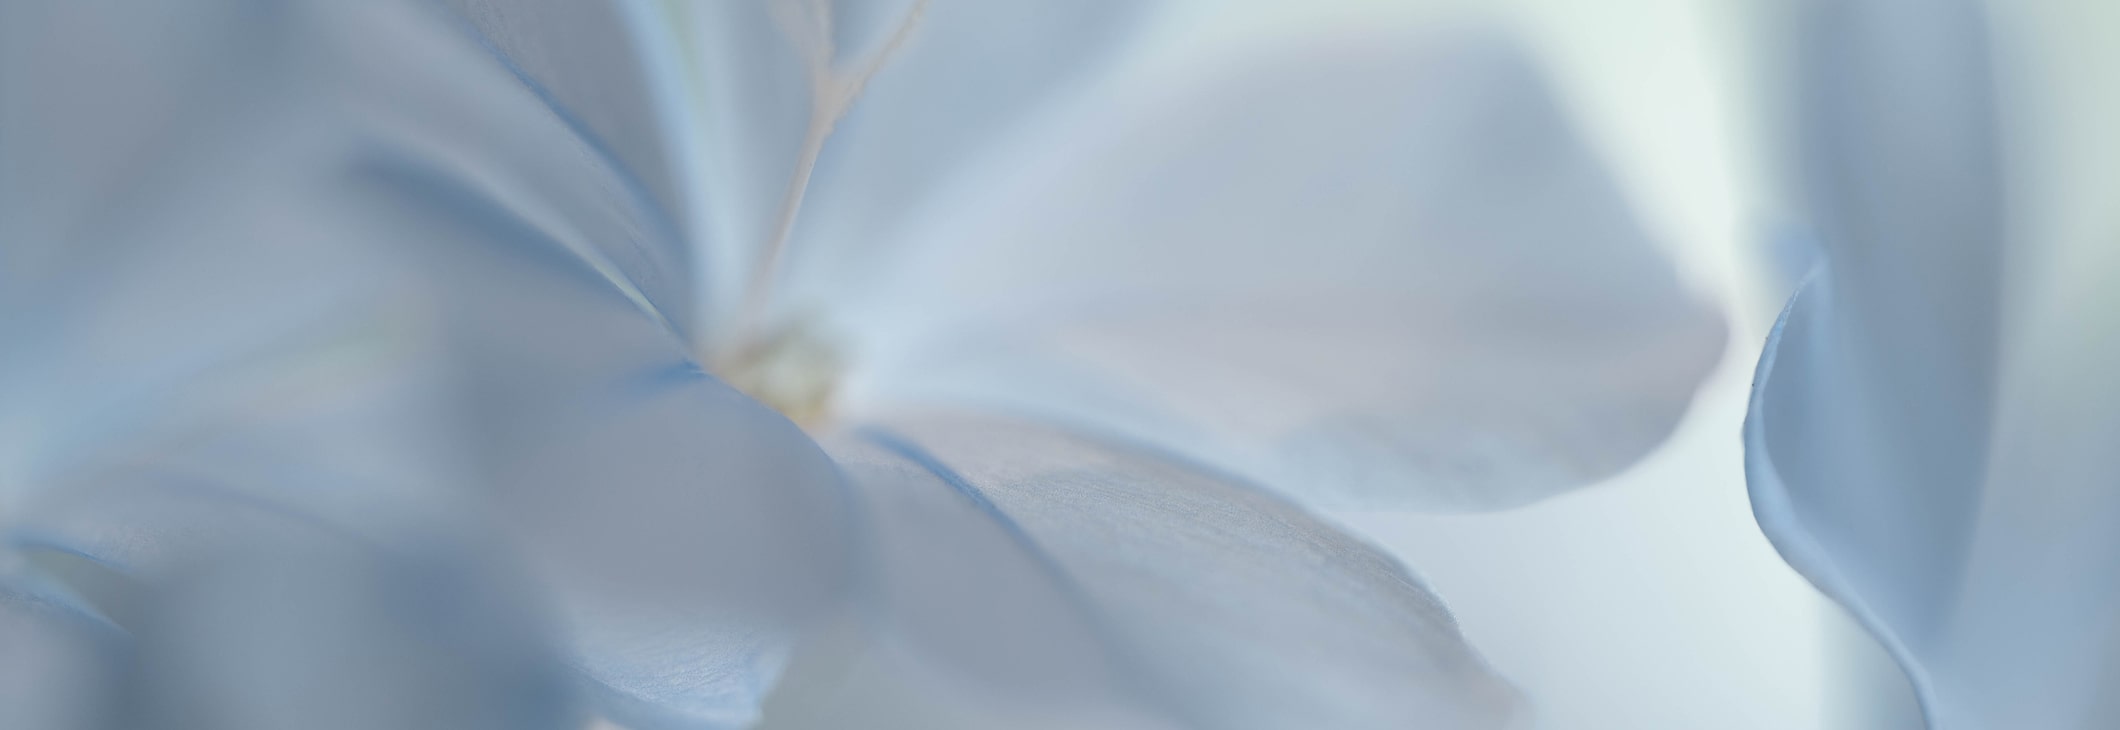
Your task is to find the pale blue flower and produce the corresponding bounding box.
[1,1,1723,728]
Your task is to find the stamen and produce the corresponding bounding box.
[714,0,929,424]
[737,0,931,341]
[716,317,844,428]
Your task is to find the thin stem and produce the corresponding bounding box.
[842,0,930,108]
[732,0,931,344]
[738,111,832,341]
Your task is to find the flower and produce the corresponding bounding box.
[0,0,1723,728]
[1748,0,2120,727]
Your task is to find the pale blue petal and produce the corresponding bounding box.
[675,0,1149,332]
[777,0,1151,310]
[0,569,127,730]
[1746,0,2024,726]
[832,30,1725,511]
[665,0,813,324]
[1761,0,2120,722]
[1,0,687,504]
[1774,0,2004,571]
[804,414,1522,729]
[131,542,577,730]
[442,0,700,297]
[370,144,855,727]
[5,474,581,730]
[778,433,1174,729]
[1,2,851,725]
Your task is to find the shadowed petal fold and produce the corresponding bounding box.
[673,0,1152,332]
[1742,0,2120,727]
[6,488,582,730]
[0,2,852,726]
[797,413,1522,729]
[0,570,127,730]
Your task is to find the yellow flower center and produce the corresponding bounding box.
[713,321,843,429]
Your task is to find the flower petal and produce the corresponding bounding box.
[778,0,1153,306]
[675,0,1151,331]
[804,413,1521,729]
[830,29,1725,511]
[0,2,853,725]
[778,434,1173,730]
[9,484,584,730]
[127,539,579,730]
[1746,0,2066,726]
[1760,0,2120,726]
[661,0,814,321]
[441,0,694,248]
[0,569,127,730]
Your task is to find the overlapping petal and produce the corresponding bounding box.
[2,2,1725,727]
[4,482,581,730]
[123,543,575,730]
[776,0,1152,311]
[672,0,1151,332]
[441,0,694,254]
[794,414,1522,729]
[786,432,1172,730]
[0,570,126,730]
[0,1,852,726]
[1740,0,2117,727]
[660,0,814,322]
[827,28,1725,511]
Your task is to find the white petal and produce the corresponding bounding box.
[5,466,589,730]
[676,0,1150,332]
[442,0,694,243]
[138,541,579,730]
[663,0,813,324]
[0,2,851,725]
[1742,0,2120,727]
[780,0,1152,305]
[803,413,1521,729]
[16,493,584,730]
[833,30,1724,511]
[780,434,1172,730]
[0,569,126,730]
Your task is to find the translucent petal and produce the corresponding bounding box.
[371,148,857,726]
[15,485,582,730]
[832,30,1725,511]
[0,569,127,730]
[777,0,1152,309]
[664,0,814,324]
[2,468,584,730]
[770,434,1174,730]
[803,413,1522,729]
[674,0,1149,332]
[0,2,851,725]
[128,540,578,730]
[1766,0,2005,604]
[1744,0,2090,727]
[441,0,694,247]
[0,0,688,505]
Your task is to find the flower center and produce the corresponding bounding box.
[713,320,843,429]
[708,0,928,428]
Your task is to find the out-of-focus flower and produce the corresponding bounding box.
[1748,0,2120,727]
[0,0,1723,728]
